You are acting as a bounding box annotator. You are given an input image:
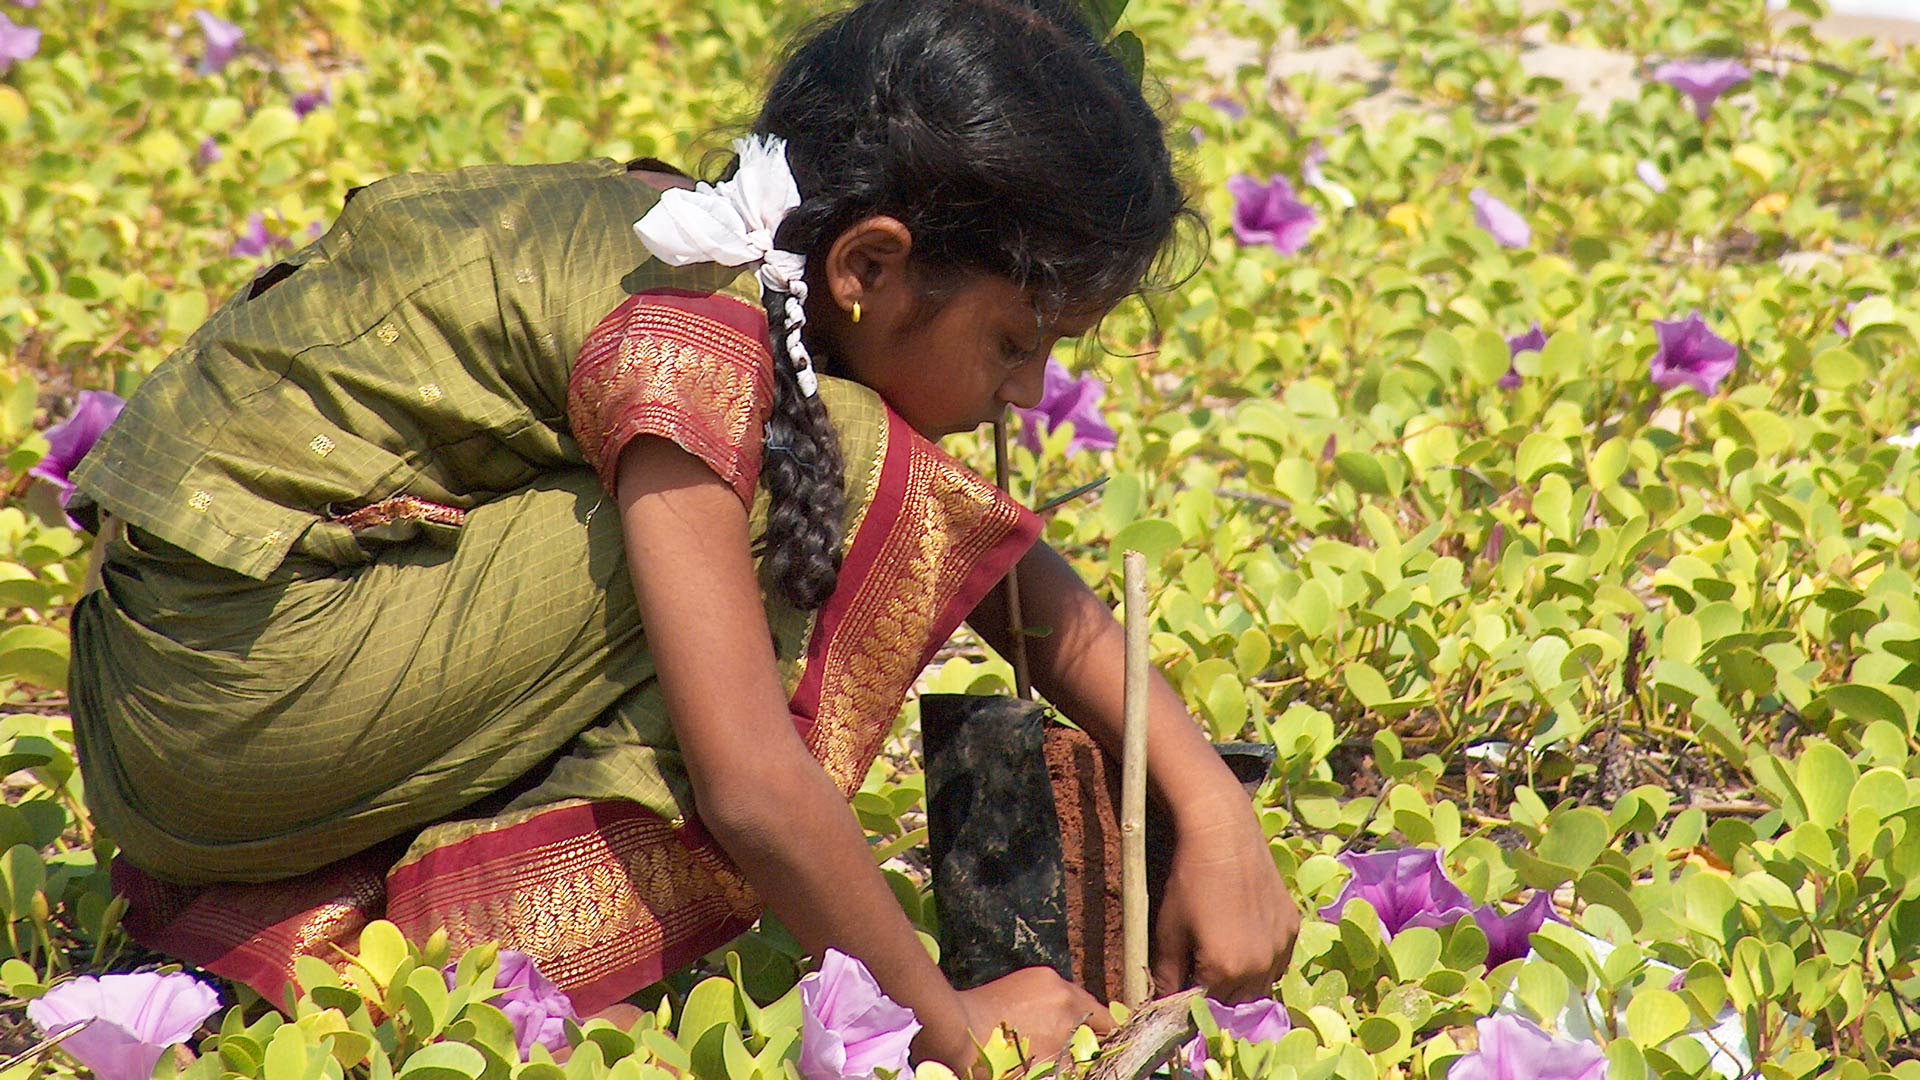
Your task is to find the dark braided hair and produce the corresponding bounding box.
[751,0,1194,610]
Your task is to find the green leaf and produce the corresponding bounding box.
[398,1043,487,1080]
[1333,451,1393,496]
[1624,987,1690,1046]
[1793,740,1858,829]
[1538,808,1610,872]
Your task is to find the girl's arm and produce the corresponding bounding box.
[967,541,1301,1001]
[616,437,1105,1067]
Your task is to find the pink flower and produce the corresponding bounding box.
[1475,892,1554,969]
[29,390,124,526]
[1015,358,1118,455]
[291,81,331,118]
[192,10,243,75]
[1182,997,1290,1077]
[0,11,40,74]
[1448,1015,1605,1080]
[1501,323,1547,390]
[1320,848,1475,934]
[799,950,920,1080]
[444,950,577,1057]
[1227,174,1317,254]
[1652,59,1751,121]
[229,213,291,259]
[1635,159,1668,193]
[26,973,221,1080]
[1321,848,1552,968]
[1650,311,1738,396]
[196,137,223,167]
[1470,189,1530,249]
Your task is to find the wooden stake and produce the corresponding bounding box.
[1121,549,1150,1007]
[994,417,1033,701]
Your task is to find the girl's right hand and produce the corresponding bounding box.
[923,967,1112,1074]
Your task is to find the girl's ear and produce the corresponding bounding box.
[823,215,914,322]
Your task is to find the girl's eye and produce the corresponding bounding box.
[1001,340,1030,367]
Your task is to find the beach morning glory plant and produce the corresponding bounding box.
[1016,358,1118,455]
[1320,849,1552,967]
[1469,189,1530,249]
[26,972,222,1080]
[798,949,920,1080]
[0,10,39,74]
[1226,173,1316,255]
[192,10,243,75]
[1448,1014,1608,1080]
[1650,312,1739,395]
[443,950,577,1057]
[30,390,124,526]
[1501,323,1547,389]
[1652,58,1751,121]
[1182,997,1290,1078]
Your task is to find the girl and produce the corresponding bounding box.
[67,0,1298,1068]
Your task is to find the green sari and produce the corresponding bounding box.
[70,160,1040,1011]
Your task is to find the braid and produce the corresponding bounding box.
[760,287,845,611]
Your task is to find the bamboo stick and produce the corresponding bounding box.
[1121,549,1150,1007]
[993,417,1033,700]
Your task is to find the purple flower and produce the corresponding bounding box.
[1182,997,1290,1077]
[1319,848,1476,935]
[1227,174,1317,255]
[26,973,221,1080]
[1208,95,1246,121]
[1477,891,1553,968]
[229,213,290,259]
[799,949,920,1080]
[291,81,331,118]
[1302,143,1329,188]
[1635,159,1668,194]
[1448,1014,1606,1080]
[1502,323,1547,389]
[1835,301,1858,339]
[1652,59,1751,121]
[1015,358,1118,455]
[29,391,125,525]
[1484,523,1505,563]
[0,11,40,74]
[192,10,243,75]
[443,950,577,1057]
[1470,189,1530,249]
[1650,312,1738,396]
[196,137,222,167]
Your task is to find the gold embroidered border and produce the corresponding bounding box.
[805,436,1030,793]
[386,806,756,995]
[569,296,774,504]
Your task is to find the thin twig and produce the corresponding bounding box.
[994,418,1033,701]
[1121,550,1150,1008]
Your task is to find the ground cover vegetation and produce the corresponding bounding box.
[1,0,1918,1076]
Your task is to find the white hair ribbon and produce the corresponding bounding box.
[633,134,819,397]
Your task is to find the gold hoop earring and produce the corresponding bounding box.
[851,301,862,324]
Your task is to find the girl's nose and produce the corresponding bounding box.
[999,353,1049,410]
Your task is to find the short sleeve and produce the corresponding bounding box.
[568,289,776,505]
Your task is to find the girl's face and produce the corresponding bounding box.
[826,273,1104,441]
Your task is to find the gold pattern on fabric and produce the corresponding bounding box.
[567,295,774,505]
[806,437,1029,793]
[188,490,211,512]
[387,805,758,996]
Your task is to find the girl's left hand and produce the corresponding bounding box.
[1151,804,1300,1001]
